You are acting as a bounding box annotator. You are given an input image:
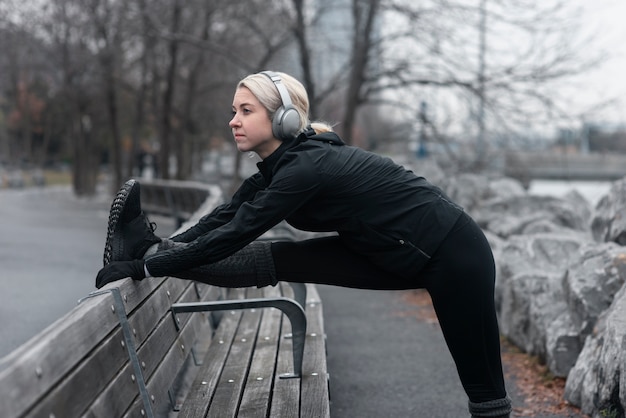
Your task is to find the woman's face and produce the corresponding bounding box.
[229,86,281,159]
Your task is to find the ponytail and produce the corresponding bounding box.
[310,121,335,134]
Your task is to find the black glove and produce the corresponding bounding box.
[96,260,146,289]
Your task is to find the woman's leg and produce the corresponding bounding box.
[152,235,409,289]
[147,239,277,287]
[152,226,510,416]
[422,215,510,416]
[274,229,510,416]
[271,236,419,290]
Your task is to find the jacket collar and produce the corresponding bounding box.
[299,126,345,145]
[256,136,298,182]
[256,127,345,182]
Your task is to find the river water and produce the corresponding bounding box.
[528,179,613,206]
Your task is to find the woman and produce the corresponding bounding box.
[96,71,511,417]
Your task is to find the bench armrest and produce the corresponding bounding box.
[170,297,307,378]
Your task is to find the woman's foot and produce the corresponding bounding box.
[103,179,161,265]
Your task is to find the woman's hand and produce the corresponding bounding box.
[96,260,146,289]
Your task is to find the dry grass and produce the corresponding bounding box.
[0,169,72,189]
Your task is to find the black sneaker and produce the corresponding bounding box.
[103,179,160,265]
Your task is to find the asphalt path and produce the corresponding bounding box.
[0,184,573,417]
[316,284,469,417]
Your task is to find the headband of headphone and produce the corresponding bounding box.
[261,71,301,140]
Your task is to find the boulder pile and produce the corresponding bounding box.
[419,161,626,417]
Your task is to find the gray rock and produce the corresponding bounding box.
[486,177,528,201]
[441,173,493,213]
[563,242,626,337]
[591,178,626,244]
[564,284,626,416]
[476,194,591,238]
[545,311,583,377]
[432,164,626,415]
[497,233,584,280]
[498,270,565,357]
[563,189,593,222]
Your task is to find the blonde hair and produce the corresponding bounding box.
[238,71,334,136]
[311,121,334,134]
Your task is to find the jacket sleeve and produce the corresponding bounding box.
[170,172,266,243]
[145,153,322,277]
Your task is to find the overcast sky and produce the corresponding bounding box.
[577,0,626,124]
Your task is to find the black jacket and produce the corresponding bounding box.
[146,129,464,279]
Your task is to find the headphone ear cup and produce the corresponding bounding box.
[261,71,301,139]
[273,105,300,140]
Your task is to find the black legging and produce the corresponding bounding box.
[271,213,507,403]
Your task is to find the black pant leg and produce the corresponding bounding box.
[422,216,507,403]
[271,220,507,404]
[272,236,420,290]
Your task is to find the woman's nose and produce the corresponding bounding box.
[229,114,240,127]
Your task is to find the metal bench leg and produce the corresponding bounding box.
[170,297,306,378]
[287,282,307,309]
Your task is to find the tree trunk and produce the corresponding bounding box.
[73,112,97,196]
[56,0,97,196]
[343,0,379,144]
[176,3,214,180]
[128,0,154,179]
[159,0,182,180]
[292,0,317,118]
[103,61,123,189]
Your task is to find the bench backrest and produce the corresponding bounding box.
[0,182,224,418]
[140,180,216,225]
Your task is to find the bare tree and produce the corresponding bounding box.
[291,0,318,117]
[342,0,381,143]
[309,0,607,170]
[36,0,102,195]
[124,0,294,184]
[86,0,130,190]
[0,0,611,193]
[174,2,215,180]
[387,1,604,160]
[0,6,56,171]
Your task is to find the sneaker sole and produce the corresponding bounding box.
[103,179,138,266]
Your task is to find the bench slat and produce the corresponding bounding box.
[122,298,213,417]
[177,289,246,418]
[121,283,219,417]
[300,284,330,418]
[269,284,301,417]
[206,289,264,418]
[23,318,126,418]
[80,281,193,417]
[0,294,121,418]
[236,286,283,418]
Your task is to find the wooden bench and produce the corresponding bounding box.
[140,180,217,227]
[175,283,329,418]
[0,182,330,418]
